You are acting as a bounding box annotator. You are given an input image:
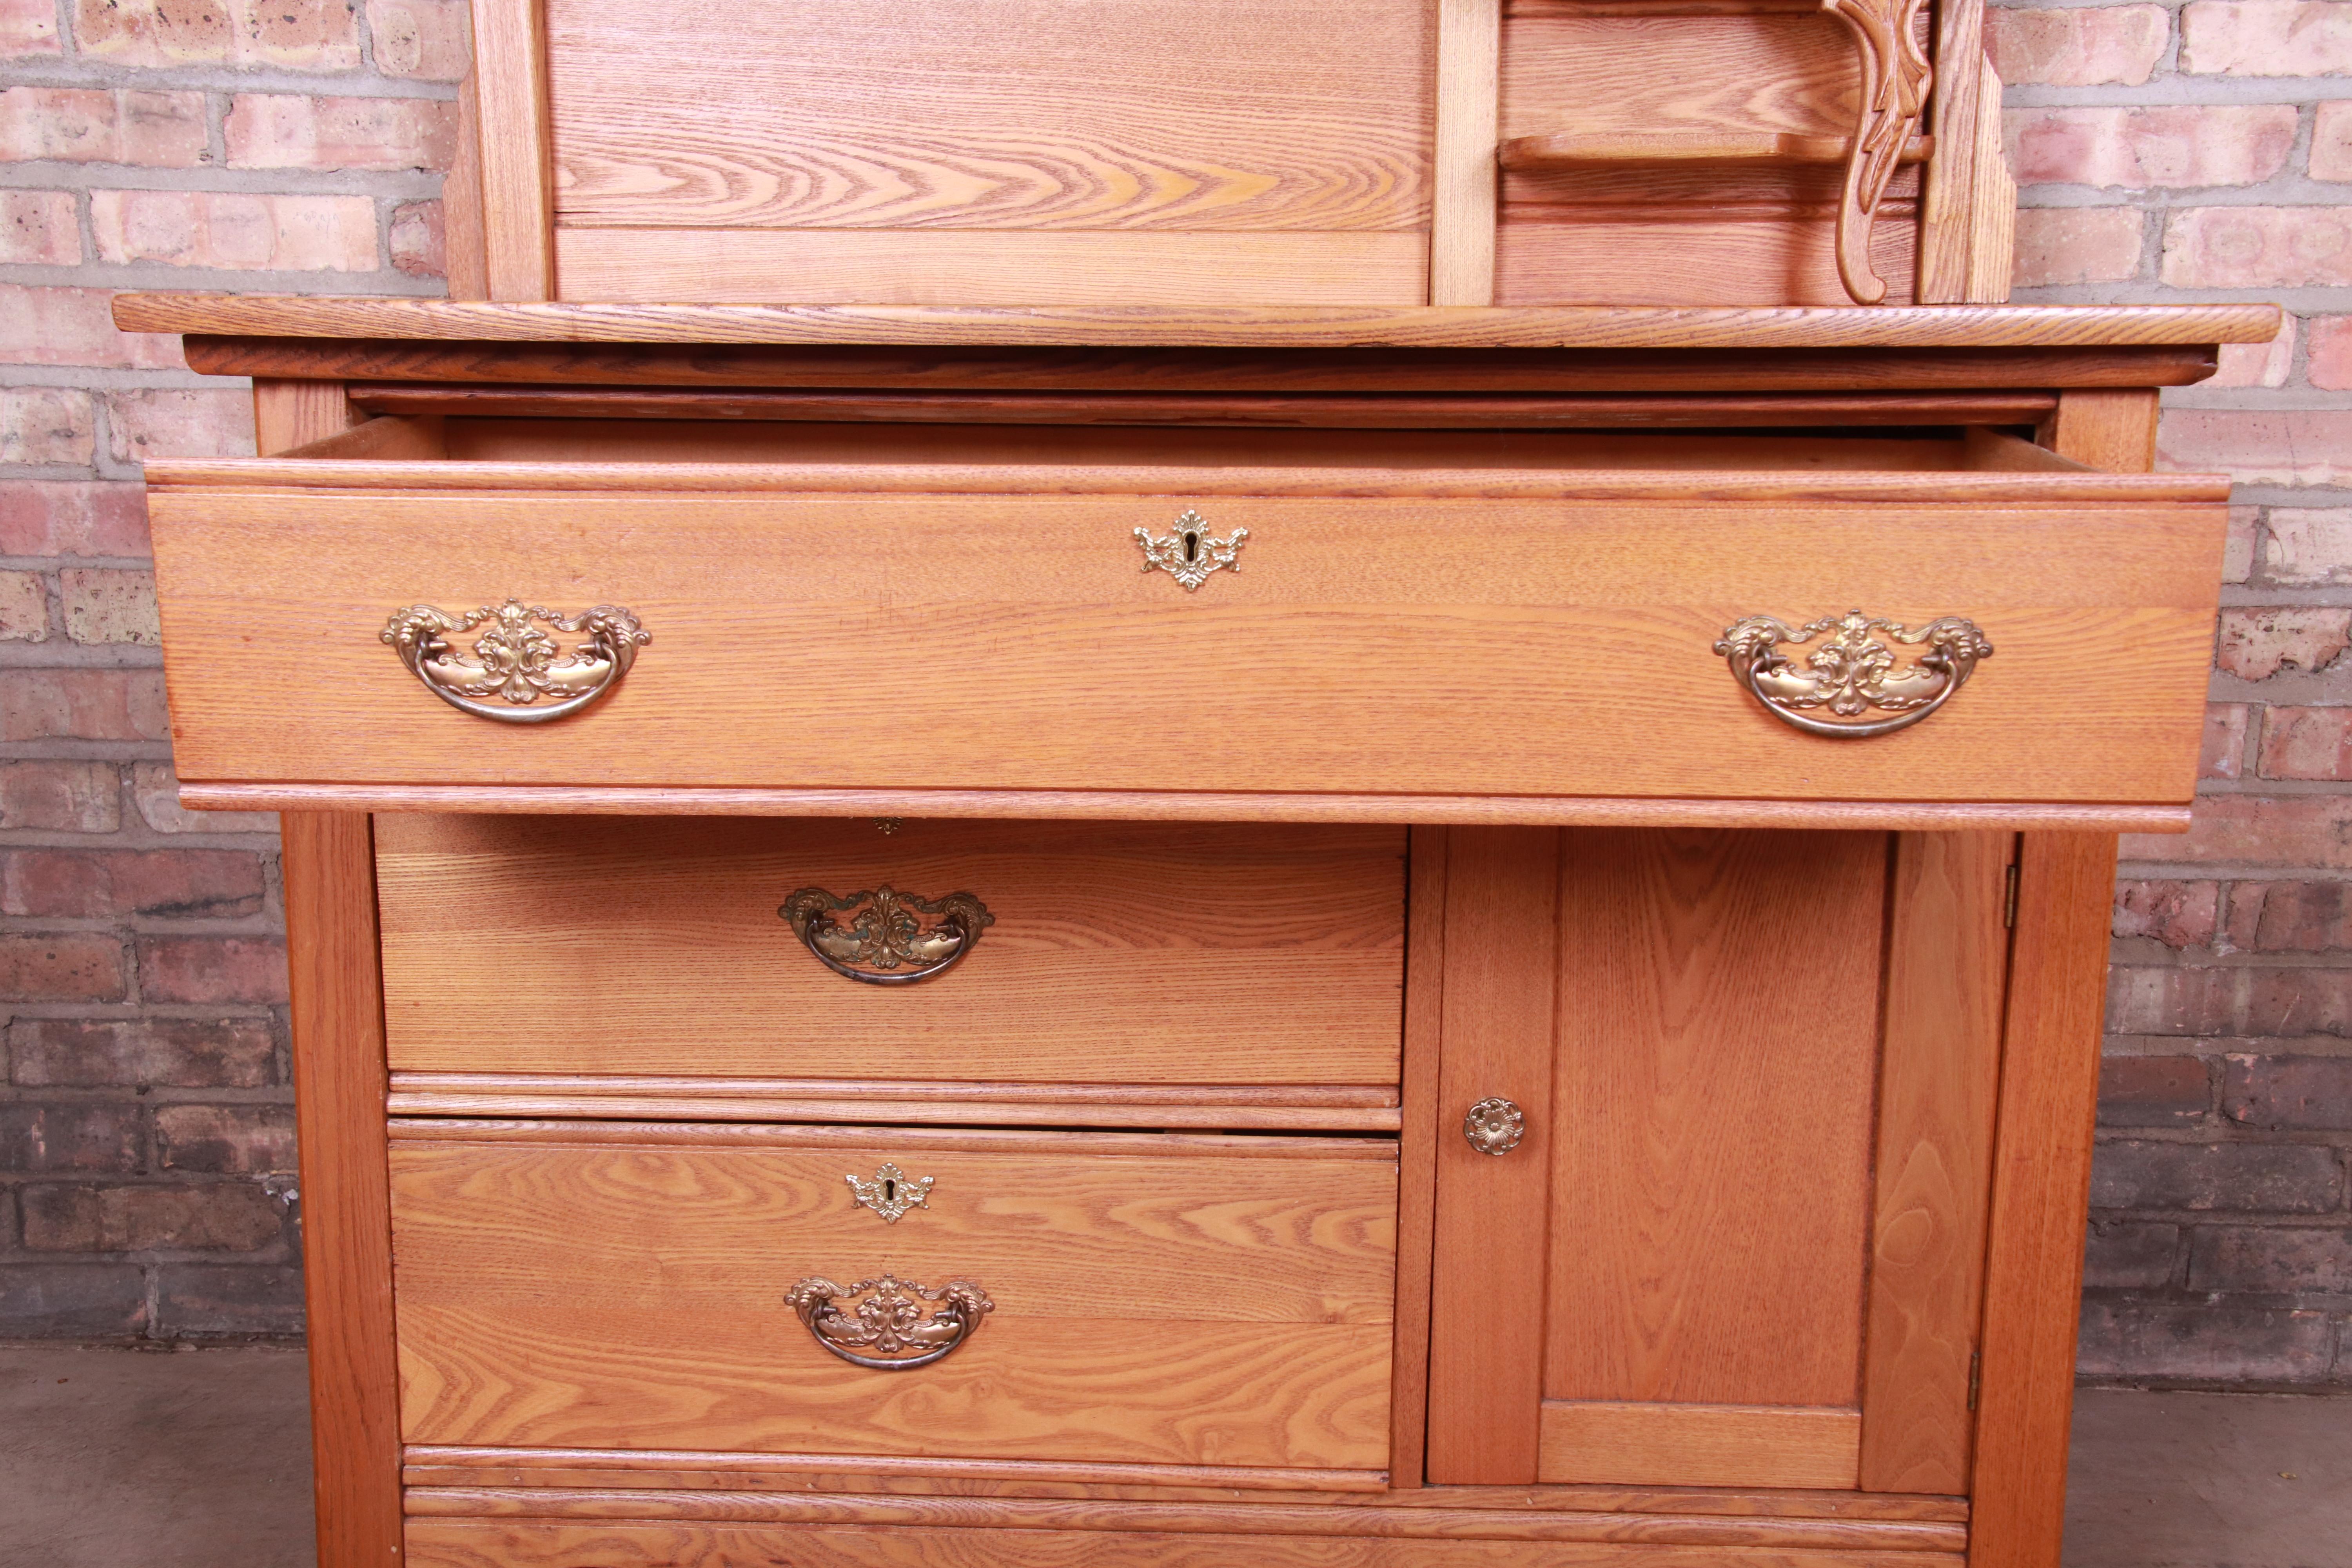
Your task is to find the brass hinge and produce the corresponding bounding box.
[1968,1348,1982,1410]
[2003,863,2020,929]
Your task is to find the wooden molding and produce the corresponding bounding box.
[1535,1403,1863,1491]
[1431,0,1502,305]
[468,0,555,300]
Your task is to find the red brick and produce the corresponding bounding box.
[22,1181,283,1251]
[91,189,381,272]
[154,1103,296,1172]
[0,669,169,741]
[2315,100,2352,180]
[0,569,45,641]
[225,93,457,171]
[2012,206,2145,287]
[2099,1056,2212,1125]
[0,761,122,833]
[2225,506,2261,584]
[8,1017,274,1088]
[0,849,266,918]
[2182,0,2352,75]
[136,936,289,1004]
[2225,879,2352,950]
[2110,960,2352,1034]
[2203,703,2252,779]
[367,0,468,80]
[0,1102,140,1171]
[0,189,78,263]
[235,0,359,68]
[0,1263,147,1336]
[390,198,444,278]
[0,934,128,1001]
[130,762,278,835]
[158,1264,303,1335]
[0,387,97,465]
[2216,607,2351,679]
[106,387,255,463]
[2009,105,2298,190]
[0,482,151,557]
[2083,1220,2180,1289]
[2127,794,2352,869]
[0,285,181,371]
[2115,880,2221,947]
[1,0,62,55]
[2091,1138,2341,1211]
[1987,4,2171,86]
[2212,317,2296,388]
[2161,409,2352,488]
[2190,1227,2352,1293]
[0,87,206,166]
[2260,506,2352,582]
[58,567,159,645]
[2307,315,2352,389]
[2079,1300,2333,1383]
[2163,206,2352,289]
[2257,707,2352,779]
[73,0,359,69]
[2223,1051,2352,1128]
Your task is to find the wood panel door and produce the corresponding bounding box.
[1423,828,2010,1496]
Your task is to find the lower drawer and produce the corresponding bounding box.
[388,1122,1397,1473]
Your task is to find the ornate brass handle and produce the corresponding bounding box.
[1715,610,1992,739]
[1464,1096,1525,1156]
[786,1274,993,1370]
[779,886,994,985]
[381,599,648,723]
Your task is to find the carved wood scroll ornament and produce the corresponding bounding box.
[1822,0,1934,305]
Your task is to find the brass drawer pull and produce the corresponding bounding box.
[1715,611,1992,739]
[1463,1096,1525,1156]
[381,599,649,723]
[779,886,995,985]
[787,1274,993,1370]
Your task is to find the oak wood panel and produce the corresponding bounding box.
[1964,65,2017,305]
[1390,827,1447,1486]
[1916,0,1990,304]
[469,0,553,301]
[389,1134,1395,1468]
[2045,388,2161,474]
[147,486,2223,802]
[1502,12,1856,142]
[404,1519,1963,1568]
[1544,831,1886,1409]
[444,69,488,302]
[373,815,1402,1082]
[383,1092,1403,1132]
[183,783,2192,835]
[1969,834,2118,1568]
[280,813,403,1568]
[399,1485,1962,1550]
[173,336,2232,392]
[1495,205,1915,308]
[555,230,1431,308]
[1431,0,1501,305]
[1855,833,2010,1495]
[1425,828,1559,1484]
[388,1121,1397,1160]
[390,1076,1397,1109]
[545,0,1432,234]
[250,378,355,457]
[1535,1403,1861,1491]
[109,295,2287,350]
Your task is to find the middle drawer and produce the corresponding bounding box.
[373,814,1405,1085]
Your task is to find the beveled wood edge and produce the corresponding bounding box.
[387,1074,1400,1108]
[383,1093,1402,1131]
[181,783,2195,834]
[402,1447,1386,1495]
[394,1485,1967,1550]
[109,296,2284,348]
[141,455,2234,501]
[1390,827,1446,1488]
[384,1119,1401,1158]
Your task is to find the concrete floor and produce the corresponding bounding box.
[0,1346,2345,1567]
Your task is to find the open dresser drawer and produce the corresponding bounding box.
[143,417,2228,815]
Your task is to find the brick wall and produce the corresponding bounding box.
[0,0,461,1340]
[1998,0,2352,1387]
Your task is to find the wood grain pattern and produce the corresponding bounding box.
[544,0,1431,234]
[403,1518,1964,1567]
[388,1134,1395,1468]
[445,68,488,302]
[1968,833,2118,1568]
[470,0,554,301]
[1964,64,2017,305]
[1503,12,1855,142]
[1431,0,1501,305]
[399,1485,1962,1550]
[554,230,1430,308]
[280,813,403,1568]
[372,815,1401,1082]
[1501,133,1929,168]
[1856,833,2009,1495]
[1544,831,1886,1409]
[2044,388,2161,474]
[1495,203,1915,308]
[1535,1403,1861,1491]
[387,1120,1397,1160]
[382,1091,1402,1132]
[1389,828,1446,1486]
[108,295,2287,350]
[1425,828,1558,1485]
[250,378,354,457]
[1916,0,1989,304]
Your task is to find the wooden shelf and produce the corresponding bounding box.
[1500,132,1933,171]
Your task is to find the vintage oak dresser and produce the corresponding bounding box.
[113,2,2280,1565]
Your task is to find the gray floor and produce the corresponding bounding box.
[0,1345,2344,1566]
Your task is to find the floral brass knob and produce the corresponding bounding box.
[1463,1096,1525,1156]
[779,886,994,986]
[381,598,648,723]
[1715,610,1992,739]
[786,1274,993,1370]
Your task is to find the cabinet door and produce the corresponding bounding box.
[1423,828,2009,1495]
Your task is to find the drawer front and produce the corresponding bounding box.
[387,1125,1397,1472]
[147,479,2223,804]
[372,815,1403,1084]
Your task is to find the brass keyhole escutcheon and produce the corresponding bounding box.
[1463,1096,1525,1156]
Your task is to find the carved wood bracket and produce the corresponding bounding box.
[1822,0,1934,305]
